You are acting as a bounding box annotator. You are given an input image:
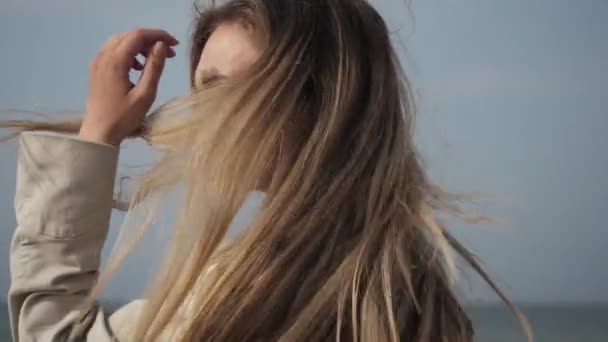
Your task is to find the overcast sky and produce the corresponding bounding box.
[1,0,607,305]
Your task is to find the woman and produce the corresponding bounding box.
[4,0,531,341]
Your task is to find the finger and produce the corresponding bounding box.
[167,46,177,58]
[120,28,178,57]
[91,32,128,72]
[132,57,144,71]
[140,45,177,58]
[131,41,167,103]
[102,32,128,52]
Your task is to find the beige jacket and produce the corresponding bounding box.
[9,131,142,341]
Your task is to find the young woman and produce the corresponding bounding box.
[4,0,531,341]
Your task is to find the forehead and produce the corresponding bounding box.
[194,21,260,86]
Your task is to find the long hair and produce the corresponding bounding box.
[1,0,532,341]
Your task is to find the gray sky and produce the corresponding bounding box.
[1,0,606,305]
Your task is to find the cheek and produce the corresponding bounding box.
[233,55,257,77]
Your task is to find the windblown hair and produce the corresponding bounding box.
[1,0,532,341]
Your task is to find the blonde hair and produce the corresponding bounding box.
[2,0,532,341]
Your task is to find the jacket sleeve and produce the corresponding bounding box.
[8,131,120,341]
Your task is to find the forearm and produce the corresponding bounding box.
[9,131,118,341]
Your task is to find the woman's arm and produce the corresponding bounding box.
[7,27,178,341]
[9,131,119,341]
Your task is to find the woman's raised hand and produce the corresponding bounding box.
[80,28,179,145]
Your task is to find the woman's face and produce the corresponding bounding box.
[194,21,260,87]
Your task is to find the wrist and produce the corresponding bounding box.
[79,124,123,146]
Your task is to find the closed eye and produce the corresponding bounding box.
[204,74,225,85]
[199,70,227,87]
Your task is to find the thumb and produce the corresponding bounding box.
[133,41,167,103]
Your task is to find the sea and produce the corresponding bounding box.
[1,303,607,341]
